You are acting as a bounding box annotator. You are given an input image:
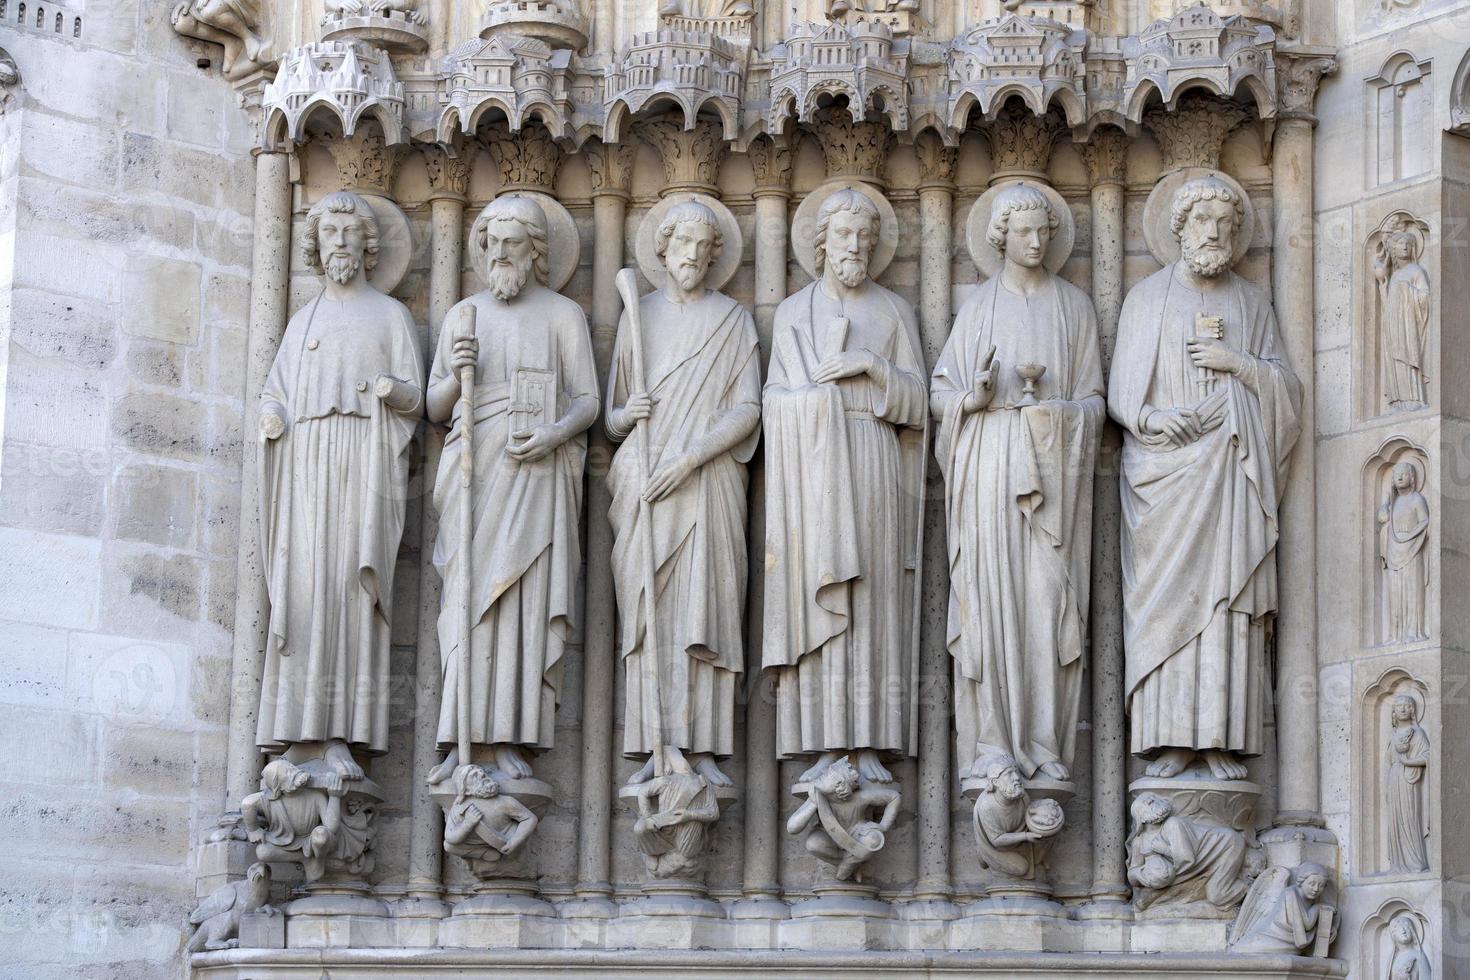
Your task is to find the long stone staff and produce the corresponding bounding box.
[615,268,666,778]
[453,303,477,770]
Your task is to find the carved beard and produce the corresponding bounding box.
[487,255,532,301]
[832,255,868,288]
[671,262,705,292]
[1180,235,1231,278]
[325,254,362,285]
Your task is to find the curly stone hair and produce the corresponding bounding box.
[985,182,1059,257]
[1169,175,1245,241]
[654,200,724,265]
[301,191,381,276]
[474,194,550,284]
[814,188,881,275]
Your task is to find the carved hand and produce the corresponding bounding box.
[623,391,655,424]
[963,366,997,414]
[507,423,563,463]
[1143,407,1202,448]
[464,803,484,824]
[450,335,479,374]
[1187,337,1246,375]
[260,411,286,441]
[812,350,875,386]
[643,452,697,502]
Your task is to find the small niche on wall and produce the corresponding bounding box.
[1359,899,1432,979]
[1352,668,1432,881]
[1360,438,1432,651]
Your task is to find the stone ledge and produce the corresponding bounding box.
[192,947,1348,978]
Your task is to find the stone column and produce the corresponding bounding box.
[911,131,958,915]
[223,147,293,811]
[1270,53,1336,832]
[1080,127,1131,909]
[568,138,635,917]
[404,144,471,915]
[737,137,793,918]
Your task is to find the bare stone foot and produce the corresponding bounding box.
[1202,749,1249,780]
[325,739,364,781]
[856,749,893,783]
[799,751,842,783]
[1144,748,1194,779]
[694,755,733,787]
[1038,761,1070,781]
[627,755,656,785]
[426,748,458,786]
[493,743,534,779]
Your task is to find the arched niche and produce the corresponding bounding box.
[1352,667,1432,880]
[1359,898,1433,979]
[1367,51,1433,187]
[1360,437,1433,650]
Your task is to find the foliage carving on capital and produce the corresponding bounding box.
[423,144,473,198]
[814,110,892,184]
[984,103,1064,180]
[324,129,409,195]
[636,115,725,193]
[1081,127,1128,187]
[747,136,794,192]
[1144,93,1248,173]
[915,131,957,187]
[1277,53,1336,119]
[584,139,637,195]
[171,0,269,81]
[483,123,564,193]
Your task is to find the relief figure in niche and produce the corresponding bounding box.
[1388,912,1431,979]
[1386,693,1430,873]
[426,195,598,785]
[1375,215,1430,411]
[1379,460,1429,645]
[1110,175,1302,780]
[255,191,424,777]
[763,188,926,786]
[607,199,761,791]
[932,181,1104,785]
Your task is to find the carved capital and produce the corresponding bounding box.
[584,139,637,197]
[985,104,1064,182]
[482,124,563,194]
[635,115,725,195]
[422,143,472,199]
[747,136,795,194]
[323,129,408,194]
[1144,93,1248,174]
[813,111,892,185]
[1278,53,1337,122]
[1081,128,1128,188]
[915,131,957,190]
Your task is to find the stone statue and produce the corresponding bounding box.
[1386,693,1430,873]
[607,200,761,790]
[241,759,375,882]
[426,195,599,785]
[762,187,927,787]
[1126,792,1250,914]
[631,751,722,879]
[1374,224,1430,410]
[170,0,266,80]
[325,0,425,21]
[1228,862,1335,955]
[187,863,272,953]
[932,181,1104,784]
[1379,461,1430,645]
[969,752,1066,881]
[1388,913,1431,979]
[255,191,424,779]
[1109,175,1302,781]
[442,764,539,871]
[786,758,901,881]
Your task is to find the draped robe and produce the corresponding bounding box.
[256,289,423,755]
[762,280,927,758]
[933,275,1105,779]
[1382,261,1430,407]
[1109,264,1301,759]
[1380,488,1429,643]
[1386,720,1430,872]
[607,291,761,758]
[431,284,598,750]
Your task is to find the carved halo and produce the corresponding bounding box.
[1141,168,1256,268]
[791,179,899,282]
[468,191,581,293]
[965,179,1076,279]
[358,192,413,296]
[634,192,744,293]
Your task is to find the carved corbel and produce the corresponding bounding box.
[170,0,270,81]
